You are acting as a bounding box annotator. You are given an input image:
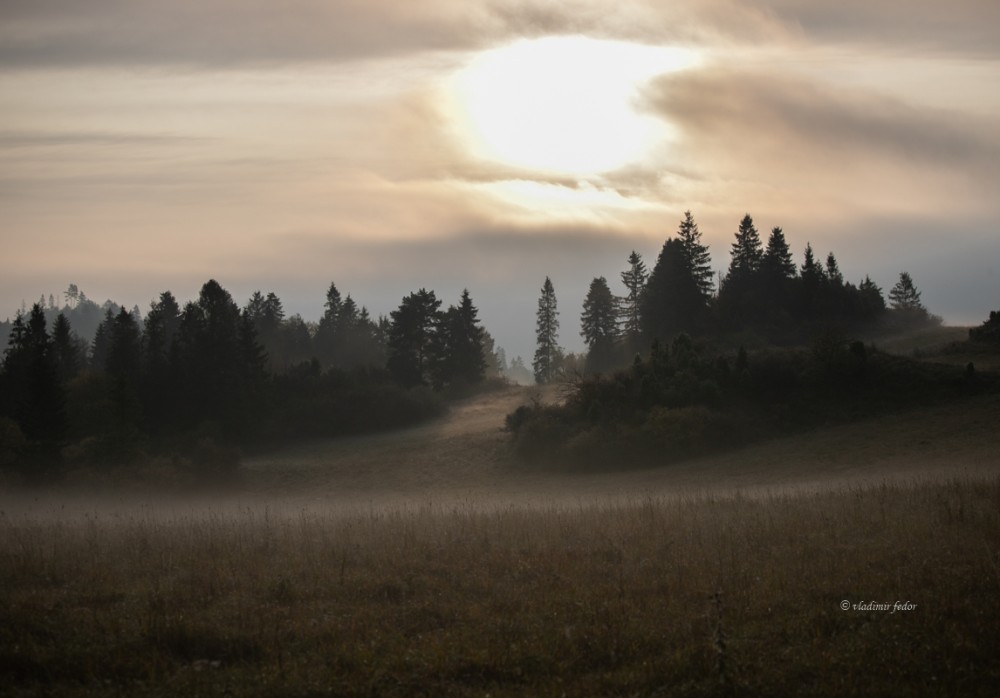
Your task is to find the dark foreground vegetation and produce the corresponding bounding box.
[0,280,500,482]
[2,477,998,696]
[516,209,1000,468]
[507,333,1000,468]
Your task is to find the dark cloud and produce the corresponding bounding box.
[643,67,1000,185]
[758,0,1000,57]
[2,1,997,70]
[0,130,209,148]
[0,0,485,68]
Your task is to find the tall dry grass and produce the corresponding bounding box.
[2,478,999,696]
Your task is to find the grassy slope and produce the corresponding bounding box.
[2,370,999,695]
[2,478,999,696]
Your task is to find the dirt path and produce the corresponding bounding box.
[239,386,1000,509]
[4,386,996,520]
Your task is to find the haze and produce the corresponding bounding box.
[1,0,998,359]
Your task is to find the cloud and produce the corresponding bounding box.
[0,130,209,149]
[2,1,997,71]
[0,0,489,69]
[640,66,1000,219]
[756,1,1000,57]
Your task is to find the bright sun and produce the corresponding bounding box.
[449,36,700,176]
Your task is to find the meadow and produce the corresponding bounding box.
[2,475,999,696]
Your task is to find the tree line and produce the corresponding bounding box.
[0,280,499,476]
[534,211,936,380]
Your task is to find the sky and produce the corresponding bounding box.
[1,0,998,360]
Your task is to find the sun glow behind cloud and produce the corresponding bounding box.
[448,36,701,177]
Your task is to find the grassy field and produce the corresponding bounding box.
[2,477,1000,696]
[2,377,1000,695]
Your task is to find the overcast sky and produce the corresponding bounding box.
[2,0,998,359]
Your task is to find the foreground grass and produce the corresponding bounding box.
[2,479,999,696]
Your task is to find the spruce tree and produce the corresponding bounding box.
[580,277,618,374]
[51,313,80,384]
[858,275,886,321]
[677,211,715,300]
[387,289,441,387]
[888,272,924,312]
[432,289,486,388]
[825,253,844,286]
[727,214,764,281]
[641,238,704,342]
[762,227,796,280]
[533,277,560,384]
[619,251,647,352]
[315,282,341,367]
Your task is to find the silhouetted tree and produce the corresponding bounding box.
[619,251,647,355]
[642,238,704,342]
[387,289,441,387]
[581,277,619,374]
[718,214,766,328]
[888,272,923,312]
[857,276,887,322]
[140,291,182,434]
[5,305,67,457]
[677,211,715,300]
[315,281,342,367]
[825,253,844,286]
[533,277,561,384]
[432,289,486,388]
[51,313,81,384]
[90,308,115,371]
[727,214,764,282]
[762,227,796,281]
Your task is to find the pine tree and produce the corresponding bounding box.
[315,282,342,367]
[727,214,764,281]
[90,308,115,371]
[387,289,441,387]
[826,253,844,286]
[762,227,796,280]
[888,272,924,312]
[581,277,619,374]
[677,211,714,299]
[641,238,704,342]
[858,275,886,321]
[619,251,647,352]
[142,291,182,437]
[51,313,80,384]
[432,289,486,388]
[20,304,66,450]
[800,243,826,285]
[533,277,561,384]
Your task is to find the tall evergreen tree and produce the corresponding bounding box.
[825,253,844,286]
[387,289,441,387]
[580,277,619,374]
[90,308,115,371]
[619,251,647,353]
[762,227,796,280]
[858,275,886,321]
[641,238,704,342]
[727,214,764,281]
[533,277,561,384]
[432,289,486,388]
[51,313,81,384]
[18,305,66,452]
[677,211,715,300]
[888,272,925,312]
[142,291,182,435]
[315,282,342,367]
